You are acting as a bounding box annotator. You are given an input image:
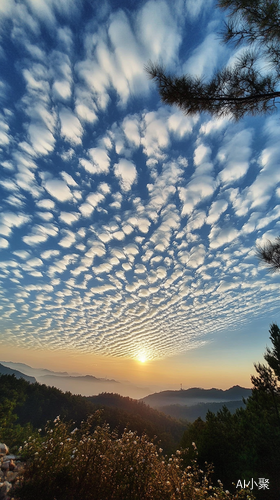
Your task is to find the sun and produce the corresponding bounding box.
[138,354,147,363]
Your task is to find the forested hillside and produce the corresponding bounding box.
[0,375,186,454]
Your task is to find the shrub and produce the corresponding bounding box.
[14,413,254,500]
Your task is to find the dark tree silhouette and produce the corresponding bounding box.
[264,323,280,381]
[146,0,280,119]
[256,237,280,271]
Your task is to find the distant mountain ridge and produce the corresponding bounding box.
[0,361,69,377]
[142,385,251,406]
[0,363,36,383]
[0,361,252,406]
[39,374,119,383]
[141,385,251,422]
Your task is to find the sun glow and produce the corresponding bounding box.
[138,353,147,363]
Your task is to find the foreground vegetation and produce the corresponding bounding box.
[0,375,186,455]
[181,324,280,500]
[13,414,252,500]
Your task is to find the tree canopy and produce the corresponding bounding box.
[146,0,280,119]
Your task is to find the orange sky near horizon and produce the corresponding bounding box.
[0,338,256,392]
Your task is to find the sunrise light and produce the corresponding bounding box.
[138,353,147,363]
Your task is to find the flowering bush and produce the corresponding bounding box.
[14,413,254,500]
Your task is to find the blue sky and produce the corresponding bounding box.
[0,0,280,391]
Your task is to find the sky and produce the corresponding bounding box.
[0,0,280,395]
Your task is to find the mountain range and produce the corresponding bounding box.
[0,363,36,383]
[141,385,251,407]
[0,360,252,421]
[0,361,152,398]
[141,386,251,422]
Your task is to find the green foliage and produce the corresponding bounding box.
[181,324,280,500]
[88,393,187,453]
[146,0,280,119]
[0,376,34,452]
[14,413,253,500]
[264,323,280,380]
[0,375,186,454]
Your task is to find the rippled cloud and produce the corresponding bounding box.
[0,0,280,363]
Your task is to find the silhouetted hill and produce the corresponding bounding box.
[0,363,36,383]
[0,375,187,454]
[157,400,247,422]
[141,385,251,408]
[0,361,69,377]
[39,374,118,383]
[86,392,187,451]
[0,361,152,398]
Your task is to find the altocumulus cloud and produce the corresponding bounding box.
[0,0,279,361]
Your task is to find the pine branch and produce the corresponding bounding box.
[256,237,280,272]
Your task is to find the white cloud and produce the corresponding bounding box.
[23,227,49,246]
[59,107,83,145]
[37,199,55,209]
[1,212,30,228]
[142,110,170,158]
[13,250,30,259]
[75,101,97,123]
[108,10,149,101]
[200,116,229,136]
[218,129,253,184]
[53,80,72,101]
[84,147,110,175]
[122,115,141,147]
[124,243,139,256]
[114,159,137,192]
[87,192,105,208]
[59,212,80,225]
[187,210,206,231]
[137,0,181,64]
[28,124,55,155]
[37,211,53,221]
[0,237,9,249]
[60,171,78,187]
[26,257,43,267]
[217,281,240,293]
[209,226,239,249]
[179,175,216,216]
[99,182,111,194]
[241,211,261,235]
[206,199,228,225]
[25,0,56,25]
[41,249,60,259]
[44,179,73,202]
[58,229,76,248]
[86,241,106,258]
[183,33,225,80]
[185,0,213,20]
[79,203,94,217]
[76,55,111,111]
[168,112,197,138]
[90,284,115,294]
[147,161,183,212]
[0,0,15,16]
[0,116,10,146]
[93,262,113,275]
[75,86,98,123]
[98,231,113,243]
[194,143,211,167]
